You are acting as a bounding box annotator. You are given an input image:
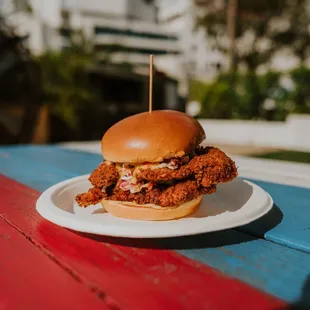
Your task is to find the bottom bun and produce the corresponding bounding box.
[101,196,203,221]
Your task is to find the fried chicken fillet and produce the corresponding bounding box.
[76,146,237,207]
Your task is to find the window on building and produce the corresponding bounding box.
[13,0,30,12]
[212,62,222,71]
[95,45,180,56]
[189,61,196,73]
[61,10,71,29]
[94,26,178,41]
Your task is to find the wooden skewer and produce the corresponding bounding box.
[149,54,153,113]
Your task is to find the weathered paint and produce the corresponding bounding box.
[239,177,310,253]
[0,216,109,310]
[0,174,288,310]
[1,146,310,307]
[1,146,310,253]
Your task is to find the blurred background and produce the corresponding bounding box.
[1,0,310,162]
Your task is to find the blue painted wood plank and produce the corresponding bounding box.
[2,145,310,254]
[0,148,79,192]
[0,145,101,176]
[237,177,310,253]
[1,146,310,306]
[5,146,310,253]
[161,231,310,307]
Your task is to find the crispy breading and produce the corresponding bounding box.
[158,180,215,207]
[109,188,161,206]
[88,162,119,188]
[75,147,238,208]
[75,187,107,207]
[135,147,237,185]
[108,180,216,207]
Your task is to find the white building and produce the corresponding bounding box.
[157,0,226,78]
[61,0,180,67]
[0,0,67,53]
[154,0,226,96]
[0,0,180,68]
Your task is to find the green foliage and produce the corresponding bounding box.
[250,150,310,164]
[289,66,310,113]
[198,76,239,119]
[196,70,293,120]
[198,0,310,71]
[37,49,99,129]
[272,0,310,63]
[189,80,209,102]
[25,2,33,14]
[238,71,285,119]
[34,27,101,130]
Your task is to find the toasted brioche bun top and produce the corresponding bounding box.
[101,110,206,163]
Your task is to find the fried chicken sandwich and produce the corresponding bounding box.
[75,110,238,220]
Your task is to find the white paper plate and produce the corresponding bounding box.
[36,175,273,238]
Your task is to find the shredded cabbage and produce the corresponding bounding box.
[115,158,182,193]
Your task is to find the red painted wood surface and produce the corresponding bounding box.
[0,174,288,310]
[0,218,109,310]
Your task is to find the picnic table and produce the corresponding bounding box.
[1,143,310,310]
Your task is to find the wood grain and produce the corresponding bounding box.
[0,174,288,310]
[1,146,310,306]
[239,177,310,252]
[0,217,109,310]
[3,145,309,255]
